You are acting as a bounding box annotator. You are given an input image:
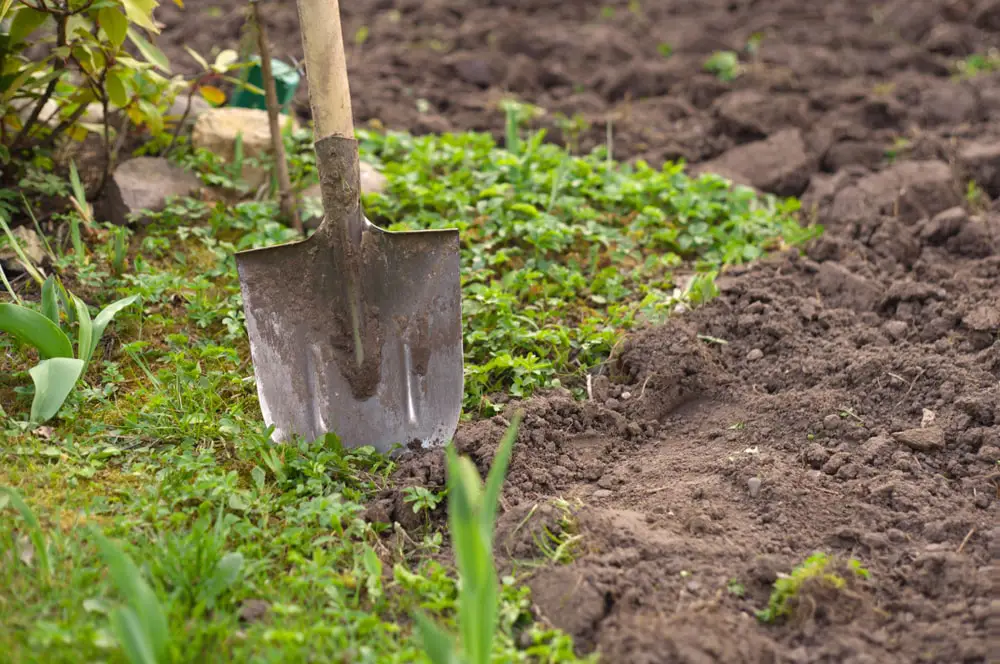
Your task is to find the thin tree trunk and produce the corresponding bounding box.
[252,0,301,233]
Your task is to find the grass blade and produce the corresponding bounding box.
[0,302,75,359]
[0,487,52,585]
[414,611,460,664]
[91,527,170,663]
[0,211,45,285]
[110,607,159,664]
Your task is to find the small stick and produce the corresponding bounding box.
[251,0,302,233]
[956,527,975,554]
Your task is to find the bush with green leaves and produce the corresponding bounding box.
[1,0,177,165]
[0,273,138,424]
[0,0,258,183]
[415,411,522,664]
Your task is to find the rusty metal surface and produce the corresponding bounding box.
[235,136,463,454]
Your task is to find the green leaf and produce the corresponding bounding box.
[121,0,160,33]
[72,295,94,367]
[0,487,51,584]
[127,27,170,72]
[183,45,209,70]
[98,6,128,48]
[9,6,49,45]
[106,69,129,108]
[109,607,159,664]
[89,295,139,362]
[414,611,459,664]
[211,49,238,72]
[41,277,60,325]
[90,527,170,662]
[480,410,522,539]
[0,303,75,359]
[29,357,85,423]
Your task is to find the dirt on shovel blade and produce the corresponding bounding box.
[160,0,998,661]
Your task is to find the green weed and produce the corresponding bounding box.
[756,552,870,624]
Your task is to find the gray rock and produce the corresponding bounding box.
[893,426,945,452]
[0,226,46,272]
[746,348,764,362]
[191,107,301,189]
[748,477,762,498]
[105,157,202,226]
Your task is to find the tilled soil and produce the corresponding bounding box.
[160,1,1000,662]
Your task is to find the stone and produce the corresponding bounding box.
[191,107,301,188]
[748,477,762,498]
[104,157,202,226]
[957,141,1000,198]
[696,129,813,197]
[165,93,213,129]
[0,226,46,273]
[746,348,764,362]
[893,426,945,452]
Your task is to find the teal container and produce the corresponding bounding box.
[230,56,301,111]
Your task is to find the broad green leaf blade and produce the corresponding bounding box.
[89,295,139,362]
[98,6,128,48]
[109,607,159,664]
[414,611,459,664]
[72,296,94,367]
[121,0,159,33]
[91,528,170,661]
[0,303,74,359]
[127,27,170,72]
[28,357,85,423]
[9,6,49,45]
[41,277,60,325]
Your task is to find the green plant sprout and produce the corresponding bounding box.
[704,51,742,81]
[0,271,138,425]
[756,551,870,623]
[414,410,523,664]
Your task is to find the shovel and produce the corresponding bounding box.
[234,0,463,454]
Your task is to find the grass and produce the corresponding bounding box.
[1,117,819,662]
[954,49,1000,79]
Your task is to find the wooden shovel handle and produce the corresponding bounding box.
[296,0,354,139]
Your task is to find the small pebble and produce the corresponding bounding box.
[747,348,764,361]
[748,477,762,498]
[593,489,613,499]
[621,391,631,400]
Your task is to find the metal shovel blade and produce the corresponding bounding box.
[234,136,463,454]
